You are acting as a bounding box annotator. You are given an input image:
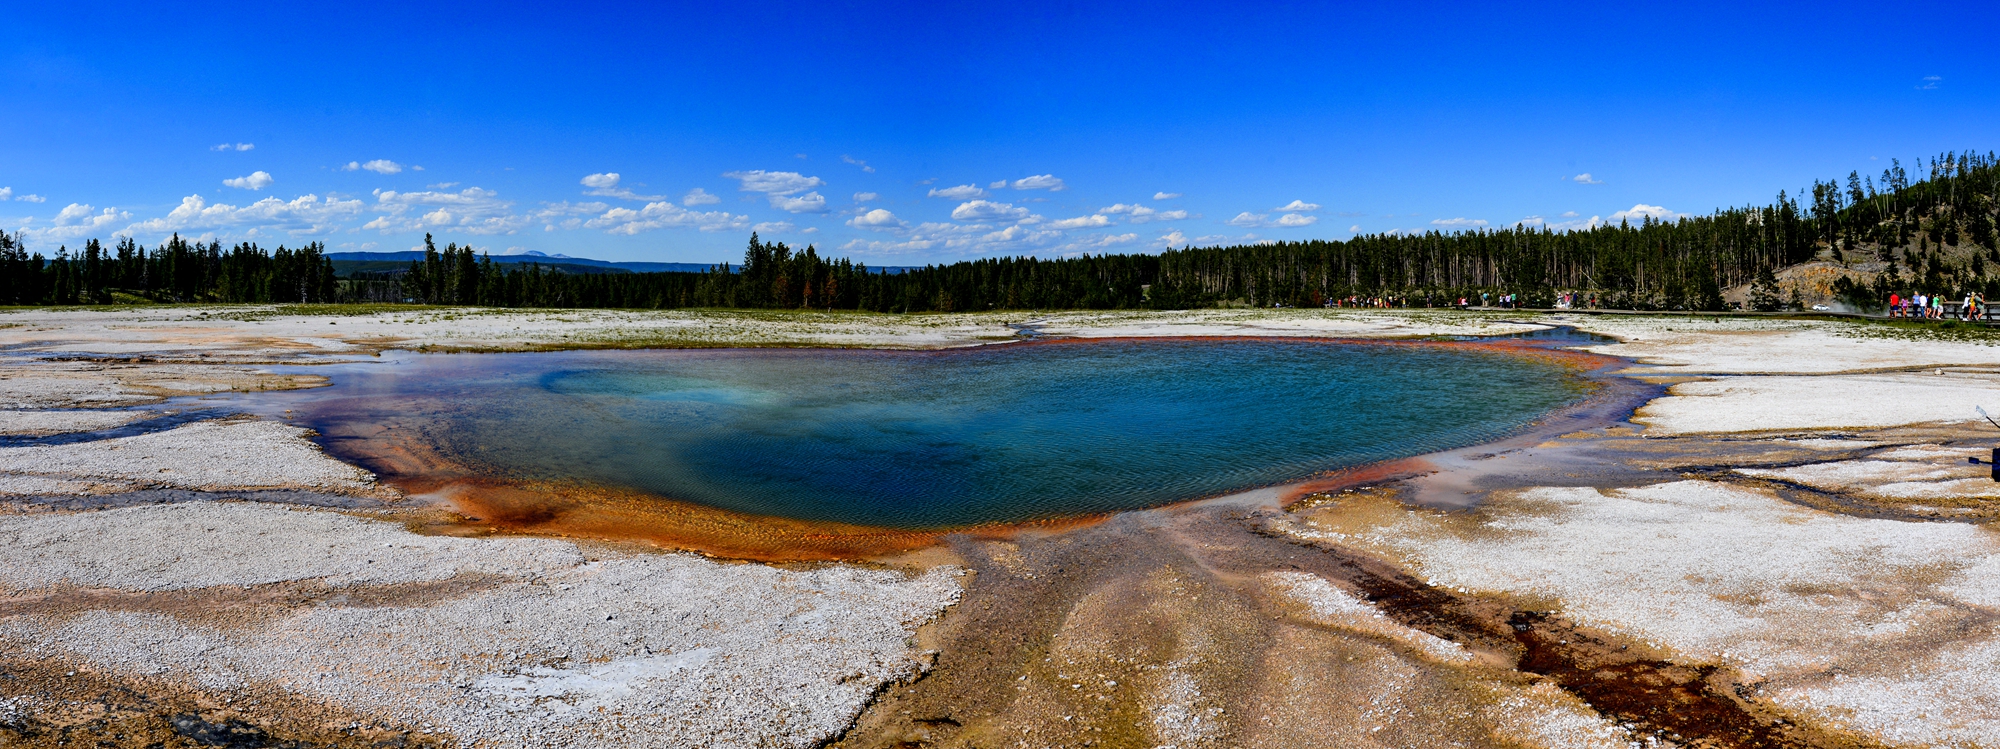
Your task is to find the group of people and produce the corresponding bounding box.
[1888,291,1987,320]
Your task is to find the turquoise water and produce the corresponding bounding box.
[267,339,1584,528]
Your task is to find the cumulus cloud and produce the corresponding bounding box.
[1349,224,1362,233]
[847,208,903,228]
[1515,216,1545,227]
[769,191,829,214]
[211,143,254,152]
[682,188,721,206]
[1047,214,1112,230]
[1430,217,1488,228]
[1610,203,1680,223]
[222,171,274,190]
[1572,173,1603,184]
[124,194,363,237]
[1099,203,1190,224]
[927,184,986,200]
[343,159,405,175]
[575,201,749,235]
[841,155,875,173]
[1275,200,1321,212]
[1153,192,1182,200]
[0,188,43,204]
[1005,174,1066,191]
[852,192,879,202]
[1059,232,1138,252]
[579,172,664,201]
[723,170,824,195]
[427,182,460,189]
[16,195,45,203]
[30,203,134,241]
[752,221,796,233]
[1227,212,1267,228]
[1275,213,1318,227]
[951,200,1030,222]
[368,187,525,235]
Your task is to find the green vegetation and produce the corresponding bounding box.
[5,152,1997,313]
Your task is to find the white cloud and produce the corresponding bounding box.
[1153,192,1182,200]
[852,192,879,202]
[1349,224,1362,233]
[1275,213,1318,227]
[981,225,1036,243]
[343,159,404,175]
[579,201,749,235]
[951,200,1030,222]
[1275,200,1321,212]
[1918,75,1941,90]
[752,221,796,234]
[988,180,1007,189]
[1572,173,1603,184]
[682,188,721,206]
[769,191,829,214]
[1060,232,1138,252]
[1430,217,1488,228]
[30,203,133,241]
[842,155,876,173]
[1227,212,1267,228]
[1099,203,1190,224]
[211,143,254,152]
[16,194,45,203]
[1560,211,1579,217]
[369,187,525,234]
[723,170,824,195]
[427,182,460,189]
[1515,216,1545,227]
[0,188,9,200]
[1047,215,1112,230]
[579,172,664,201]
[222,171,274,190]
[848,208,904,228]
[123,194,363,238]
[1610,203,1680,223]
[1548,214,1602,231]
[927,184,986,200]
[1006,174,1066,191]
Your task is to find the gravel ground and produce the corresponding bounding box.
[0,409,152,436]
[10,306,2000,747]
[0,420,377,494]
[1316,478,2000,745]
[0,502,964,748]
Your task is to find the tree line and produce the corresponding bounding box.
[4,151,1997,312]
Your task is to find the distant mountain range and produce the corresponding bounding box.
[326,250,916,277]
[326,250,721,276]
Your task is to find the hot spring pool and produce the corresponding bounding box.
[239,338,1590,528]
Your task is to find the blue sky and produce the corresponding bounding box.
[3,1,1996,264]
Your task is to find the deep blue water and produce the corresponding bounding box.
[253,339,1584,528]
